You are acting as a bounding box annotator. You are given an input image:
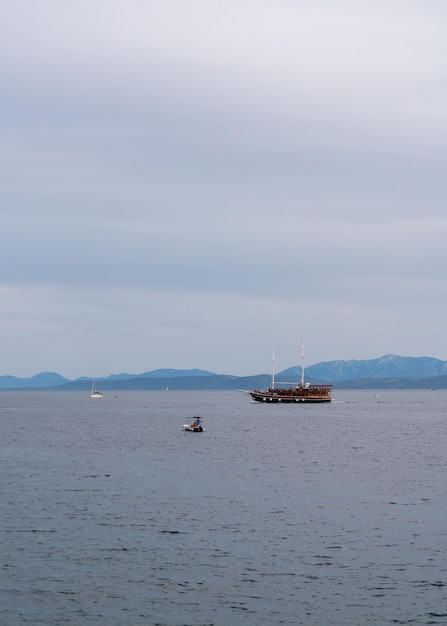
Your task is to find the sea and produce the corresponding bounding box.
[2,389,447,626]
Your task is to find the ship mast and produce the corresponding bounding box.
[271,342,275,389]
[301,341,305,387]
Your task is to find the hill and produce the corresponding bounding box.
[52,374,271,392]
[0,372,70,389]
[279,354,447,382]
[2,356,447,390]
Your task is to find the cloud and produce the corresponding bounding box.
[1,1,447,376]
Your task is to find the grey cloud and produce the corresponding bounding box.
[1,1,447,377]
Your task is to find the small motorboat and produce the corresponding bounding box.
[182,417,204,432]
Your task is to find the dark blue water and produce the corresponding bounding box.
[2,389,447,625]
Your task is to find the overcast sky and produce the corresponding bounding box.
[1,0,447,378]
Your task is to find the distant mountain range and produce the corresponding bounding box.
[282,354,447,381]
[2,355,447,390]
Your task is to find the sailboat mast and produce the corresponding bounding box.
[271,342,275,389]
[301,341,305,386]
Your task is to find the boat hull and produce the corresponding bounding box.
[249,387,332,403]
[183,425,205,432]
[250,393,330,403]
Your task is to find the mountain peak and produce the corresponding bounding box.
[2,356,447,389]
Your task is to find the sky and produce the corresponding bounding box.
[1,0,447,379]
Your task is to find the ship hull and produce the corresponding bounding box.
[249,387,332,403]
[250,392,332,404]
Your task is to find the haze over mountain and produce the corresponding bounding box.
[280,354,447,381]
[1,355,447,390]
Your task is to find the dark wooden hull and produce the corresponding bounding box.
[249,387,332,403]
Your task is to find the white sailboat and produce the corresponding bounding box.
[91,375,103,398]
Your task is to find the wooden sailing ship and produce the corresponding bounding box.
[248,343,332,404]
